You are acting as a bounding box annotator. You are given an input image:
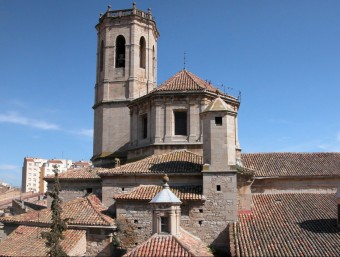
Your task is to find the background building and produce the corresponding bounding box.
[22,157,91,193]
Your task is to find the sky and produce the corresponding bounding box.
[0,0,340,187]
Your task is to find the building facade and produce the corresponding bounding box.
[22,157,91,193]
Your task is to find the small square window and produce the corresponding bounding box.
[134,220,138,224]
[216,185,221,191]
[215,117,222,126]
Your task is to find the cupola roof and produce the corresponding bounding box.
[150,175,182,204]
[155,69,224,94]
[202,97,229,112]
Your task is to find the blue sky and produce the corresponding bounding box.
[0,0,339,187]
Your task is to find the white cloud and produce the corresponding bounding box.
[0,112,60,130]
[268,118,292,125]
[0,164,18,170]
[75,129,93,137]
[337,131,340,141]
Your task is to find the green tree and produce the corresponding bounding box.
[41,165,69,257]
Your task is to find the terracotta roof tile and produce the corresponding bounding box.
[44,167,102,180]
[154,69,223,95]
[0,225,85,257]
[0,195,115,227]
[113,185,204,201]
[234,193,340,257]
[99,150,202,176]
[73,161,91,166]
[99,152,340,177]
[241,152,340,177]
[123,228,213,257]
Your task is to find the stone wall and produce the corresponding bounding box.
[115,200,210,251]
[0,223,17,242]
[46,180,101,207]
[127,95,217,161]
[237,175,253,211]
[86,231,114,257]
[93,8,158,163]
[102,175,202,213]
[201,172,237,250]
[252,177,340,194]
[116,202,152,250]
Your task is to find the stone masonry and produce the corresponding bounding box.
[93,5,159,165]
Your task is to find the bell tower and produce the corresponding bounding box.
[93,4,159,166]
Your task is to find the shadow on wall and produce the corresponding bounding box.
[210,225,229,257]
[149,161,202,173]
[298,219,338,234]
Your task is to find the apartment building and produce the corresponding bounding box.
[22,157,91,193]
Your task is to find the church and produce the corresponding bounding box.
[0,4,339,257]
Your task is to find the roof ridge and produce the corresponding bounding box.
[242,152,340,154]
[156,70,182,90]
[85,195,113,225]
[123,233,162,256]
[252,192,336,196]
[175,228,212,257]
[184,69,206,90]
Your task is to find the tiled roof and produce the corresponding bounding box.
[114,185,204,201]
[99,150,202,176]
[44,167,102,180]
[99,151,340,177]
[73,161,91,166]
[124,234,192,257]
[124,228,213,257]
[233,193,340,257]
[154,69,223,95]
[0,225,85,257]
[0,195,115,227]
[241,152,340,177]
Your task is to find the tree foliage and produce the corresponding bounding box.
[41,165,69,257]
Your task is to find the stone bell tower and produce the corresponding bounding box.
[93,3,159,166]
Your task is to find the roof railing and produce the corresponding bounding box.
[99,3,154,21]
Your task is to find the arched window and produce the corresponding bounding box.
[116,35,126,68]
[139,37,146,68]
[100,40,104,72]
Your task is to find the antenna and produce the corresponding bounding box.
[183,51,186,70]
